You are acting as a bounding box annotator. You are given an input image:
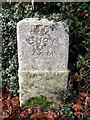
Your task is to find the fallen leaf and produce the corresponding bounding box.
[30,112,54,119]
[72,103,83,111]
[11,96,19,101]
[32,107,41,114]
[74,111,82,116]
[2,101,8,110]
[48,110,60,118]
[61,115,70,119]
[80,93,90,97]
[7,96,11,100]
[2,112,9,119]
[20,110,30,119]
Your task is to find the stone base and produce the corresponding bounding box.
[19,70,69,105]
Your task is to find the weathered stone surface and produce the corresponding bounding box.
[17,18,69,105]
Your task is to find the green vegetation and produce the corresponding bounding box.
[1,3,90,120]
[23,96,50,110]
[2,1,89,102]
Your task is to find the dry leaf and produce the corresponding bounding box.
[72,103,83,111]
[30,112,54,119]
[61,115,69,119]
[80,93,90,97]
[20,110,30,119]
[11,96,19,101]
[48,110,60,118]
[7,96,11,100]
[2,112,9,119]
[32,107,41,113]
[74,111,81,116]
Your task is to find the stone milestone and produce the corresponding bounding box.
[17,18,69,105]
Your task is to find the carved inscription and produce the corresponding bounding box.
[26,25,52,55]
[17,18,69,105]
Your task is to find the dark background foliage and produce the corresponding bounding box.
[2,2,90,95]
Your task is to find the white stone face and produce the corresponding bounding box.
[17,18,69,105]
